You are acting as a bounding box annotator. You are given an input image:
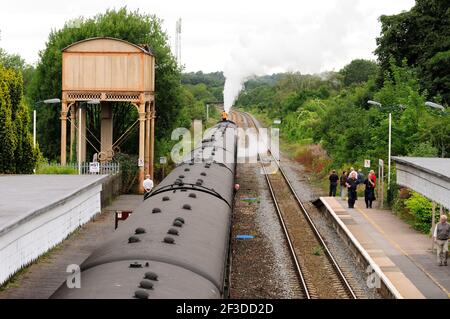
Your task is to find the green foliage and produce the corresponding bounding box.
[114,153,138,192]
[376,0,450,104]
[0,65,38,173]
[30,8,183,161]
[235,58,447,201]
[180,71,225,124]
[182,71,224,101]
[340,59,379,86]
[404,192,434,233]
[408,142,438,157]
[35,164,78,175]
[0,48,36,100]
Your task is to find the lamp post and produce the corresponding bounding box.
[425,101,445,111]
[368,100,392,189]
[33,98,61,148]
[424,101,447,246]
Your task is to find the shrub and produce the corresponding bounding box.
[404,191,434,233]
[114,153,138,193]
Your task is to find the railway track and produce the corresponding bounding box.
[230,111,306,298]
[232,110,357,299]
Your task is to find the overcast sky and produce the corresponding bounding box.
[0,0,415,73]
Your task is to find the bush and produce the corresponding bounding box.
[404,191,434,233]
[294,144,330,176]
[0,65,38,173]
[114,153,138,193]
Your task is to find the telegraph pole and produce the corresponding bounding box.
[175,18,182,65]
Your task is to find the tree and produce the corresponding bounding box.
[340,59,379,87]
[376,0,450,104]
[0,65,38,173]
[30,8,183,160]
[0,79,16,173]
[0,48,35,100]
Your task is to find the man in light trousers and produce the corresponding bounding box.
[433,215,450,266]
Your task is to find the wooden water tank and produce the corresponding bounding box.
[62,37,155,96]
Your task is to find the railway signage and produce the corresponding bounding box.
[364,159,371,168]
[89,162,100,173]
[115,210,133,229]
[273,119,281,125]
[160,156,167,164]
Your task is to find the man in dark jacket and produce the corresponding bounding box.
[346,172,358,208]
[329,170,339,197]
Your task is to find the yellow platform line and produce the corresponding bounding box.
[355,205,450,298]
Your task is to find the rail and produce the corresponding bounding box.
[241,111,357,299]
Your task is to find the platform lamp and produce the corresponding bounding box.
[368,100,392,191]
[34,98,61,148]
[425,101,445,111]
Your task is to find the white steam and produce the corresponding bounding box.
[223,0,366,112]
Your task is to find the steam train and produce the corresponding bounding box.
[52,120,237,299]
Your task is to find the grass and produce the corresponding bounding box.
[313,246,323,256]
[35,165,78,175]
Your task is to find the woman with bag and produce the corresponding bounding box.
[364,171,376,209]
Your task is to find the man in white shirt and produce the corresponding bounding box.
[143,175,154,194]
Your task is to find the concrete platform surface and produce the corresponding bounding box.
[321,196,450,299]
[0,175,108,235]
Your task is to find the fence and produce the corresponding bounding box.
[39,162,120,175]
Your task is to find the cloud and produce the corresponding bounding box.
[222,0,414,111]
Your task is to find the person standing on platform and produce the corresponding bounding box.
[221,110,228,121]
[346,171,358,208]
[433,215,450,266]
[369,169,377,185]
[329,170,339,197]
[364,171,376,208]
[143,174,154,198]
[340,171,348,200]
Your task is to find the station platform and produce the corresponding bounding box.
[0,175,108,285]
[320,197,450,299]
[0,195,143,299]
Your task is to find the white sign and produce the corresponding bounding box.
[160,156,167,164]
[364,159,371,168]
[379,159,384,166]
[138,159,144,167]
[89,162,100,173]
[274,119,281,125]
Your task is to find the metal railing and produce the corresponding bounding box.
[38,162,120,175]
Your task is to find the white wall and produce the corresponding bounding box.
[396,163,450,209]
[0,185,102,285]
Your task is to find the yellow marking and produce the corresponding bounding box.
[355,205,450,298]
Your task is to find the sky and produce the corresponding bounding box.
[0,0,415,74]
